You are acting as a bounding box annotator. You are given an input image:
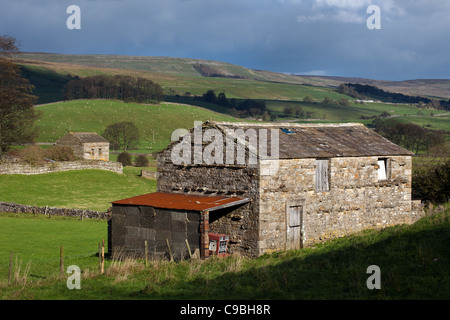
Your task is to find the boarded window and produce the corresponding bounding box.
[289,205,302,228]
[377,158,389,180]
[315,159,329,191]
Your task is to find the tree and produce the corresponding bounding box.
[135,154,149,167]
[117,152,132,166]
[202,90,217,103]
[0,35,39,156]
[303,96,313,103]
[63,74,163,103]
[338,98,350,107]
[217,92,228,106]
[103,121,140,152]
[283,106,294,116]
[323,96,335,104]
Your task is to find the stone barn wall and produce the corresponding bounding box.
[157,147,261,258]
[81,142,109,161]
[153,122,419,258]
[110,204,200,260]
[55,134,85,159]
[258,155,420,254]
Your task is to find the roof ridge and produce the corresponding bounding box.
[212,121,364,128]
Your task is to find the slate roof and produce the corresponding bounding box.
[62,132,109,144]
[212,122,414,159]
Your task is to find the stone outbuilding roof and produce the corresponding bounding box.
[209,122,414,159]
[57,132,109,144]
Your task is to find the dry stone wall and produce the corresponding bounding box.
[0,201,110,219]
[0,160,123,175]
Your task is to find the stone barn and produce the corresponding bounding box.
[109,121,421,259]
[56,132,109,161]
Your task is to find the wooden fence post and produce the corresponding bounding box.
[60,245,64,279]
[144,240,148,267]
[102,239,105,273]
[98,242,102,273]
[8,250,13,285]
[98,240,105,274]
[186,239,192,259]
[166,238,174,262]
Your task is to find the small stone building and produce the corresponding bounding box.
[56,132,109,161]
[110,121,421,259]
[110,192,248,260]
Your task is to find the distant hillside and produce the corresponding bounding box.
[15,52,450,100]
[310,75,450,100]
[14,53,350,104]
[10,52,449,135]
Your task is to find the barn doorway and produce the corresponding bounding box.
[287,202,304,250]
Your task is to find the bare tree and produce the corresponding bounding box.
[0,35,39,156]
[103,122,140,152]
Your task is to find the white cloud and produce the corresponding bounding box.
[314,0,371,10]
[298,0,406,24]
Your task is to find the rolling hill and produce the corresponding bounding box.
[15,52,450,99]
[35,99,237,153]
[9,52,449,140]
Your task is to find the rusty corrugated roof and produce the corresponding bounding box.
[112,192,249,212]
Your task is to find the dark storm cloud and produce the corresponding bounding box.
[1,0,449,80]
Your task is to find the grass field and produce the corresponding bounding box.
[34,98,449,157]
[0,169,156,211]
[0,213,107,293]
[0,206,448,300]
[35,99,238,153]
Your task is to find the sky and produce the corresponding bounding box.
[1,0,449,81]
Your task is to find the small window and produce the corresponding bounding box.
[91,149,95,156]
[377,158,389,180]
[315,159,330,191]
[98,148,102,155]
[289,205,302,228]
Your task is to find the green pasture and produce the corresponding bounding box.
[0,206,448,300]
[35,100,237,153]
[265,99,450,128]
[0,169,156,212]
[0,213,107,288]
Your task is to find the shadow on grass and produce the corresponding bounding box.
[135,216,450,300]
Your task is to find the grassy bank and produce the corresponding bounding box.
[1,206,448,300]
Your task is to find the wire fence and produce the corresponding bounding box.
[2,241,108,284]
